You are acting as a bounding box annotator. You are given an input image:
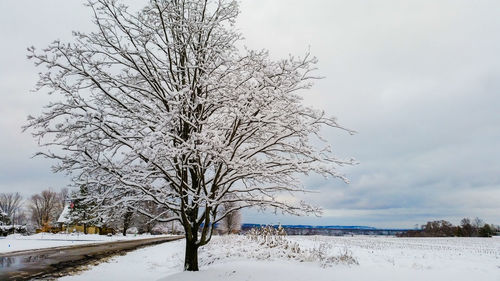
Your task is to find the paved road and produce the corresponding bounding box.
[0,236,184,280]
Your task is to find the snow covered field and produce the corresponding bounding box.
[57,235,500,281]
[0,233,168,253]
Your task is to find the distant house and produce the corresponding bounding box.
[56,204,72,226]
[56,204,114,235]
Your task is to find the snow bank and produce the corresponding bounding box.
[0,233,171,253]
[198,234,358,268]
[58,239,185,281]
[163,259,494,281]
[166,235,500,281]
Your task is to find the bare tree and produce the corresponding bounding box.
[25,0,353,271]
[58,188,69,206]
[460,217,473,236]
[0,193,24,225]
[30,190,61,229]
[217,199,242,235]
[135,201,166,234]
[473,217,484,229]
[472,217,484,237]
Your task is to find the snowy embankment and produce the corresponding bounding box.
[57,235,500,281]
[0,233,171,253]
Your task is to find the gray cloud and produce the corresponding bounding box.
[1,0,499,227]
[237,0,500,227]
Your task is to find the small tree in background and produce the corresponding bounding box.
[0,193,24,225]
[479,224,495,237]
[472,217,484,237]
[460,218,474,237]
[120,207,135,236]
[217,199,242,235]
[57,188,69,213]
[29,189,61,230]
[134,201,166,234]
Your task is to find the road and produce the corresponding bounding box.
[0,235,183,280]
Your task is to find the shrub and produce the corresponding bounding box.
[200,225,359,268]
[0,225,28,236]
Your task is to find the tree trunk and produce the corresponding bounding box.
[122,210,133,236]
[83,213,88,234]
[184,238,199,271]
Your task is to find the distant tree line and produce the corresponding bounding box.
[0,190,67,233]
[399,218,499,237]
[1,187,243,237]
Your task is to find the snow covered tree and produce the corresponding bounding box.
[81,185,146,235]
[68,186,100,234]
[25,0,353,271]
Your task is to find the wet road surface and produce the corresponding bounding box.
[0,235,183,280]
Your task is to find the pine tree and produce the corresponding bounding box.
[69,186,99,234]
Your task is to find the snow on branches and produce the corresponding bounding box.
[24,0,354,270]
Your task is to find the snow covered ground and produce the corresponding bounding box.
[0,233,168,253]
[57,235,500,281]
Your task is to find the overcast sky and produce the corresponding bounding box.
[0,0,499,228]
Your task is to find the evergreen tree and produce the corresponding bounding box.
[0,208,11,225]
[68,186,99,234]
[479,224,494,237]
